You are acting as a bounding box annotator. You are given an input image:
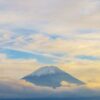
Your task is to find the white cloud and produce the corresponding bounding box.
[0,53,7,59]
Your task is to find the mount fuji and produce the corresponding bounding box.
[22,66,85,88]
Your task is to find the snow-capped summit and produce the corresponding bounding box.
[23,66,85,88]
[31,66,64,76]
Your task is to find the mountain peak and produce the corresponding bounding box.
[23,66,85,88]
[31,66,63,76]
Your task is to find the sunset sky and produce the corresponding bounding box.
[0,0,100,98]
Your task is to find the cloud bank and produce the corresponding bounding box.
[0,79,100,98]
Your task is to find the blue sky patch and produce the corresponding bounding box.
[76,55,100,61]
[0,48,56,64]
[12,28,39,34]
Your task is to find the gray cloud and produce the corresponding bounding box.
[0,0,99,32]
[0,79,100,98]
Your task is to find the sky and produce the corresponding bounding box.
[0,0,100,98]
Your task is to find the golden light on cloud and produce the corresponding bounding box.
[58,60,100,85]
[0,0,100,98]
[0,58,41,79]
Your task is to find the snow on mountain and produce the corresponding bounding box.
[31,66,64,76]
[23,66,85,88]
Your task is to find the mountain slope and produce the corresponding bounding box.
[22,66,85,88]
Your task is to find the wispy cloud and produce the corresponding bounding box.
[0,0,100,88]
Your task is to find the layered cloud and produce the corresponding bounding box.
[0,0,100,90]
[0,32,100,83]
[0,0,99,32]
[0,79,100,98]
